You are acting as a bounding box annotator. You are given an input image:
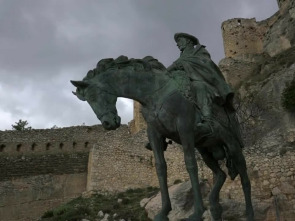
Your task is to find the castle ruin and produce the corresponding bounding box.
[1,0,295,220]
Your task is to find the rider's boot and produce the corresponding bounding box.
[196,107,213,137]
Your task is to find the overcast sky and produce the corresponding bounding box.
[0,0,278,130]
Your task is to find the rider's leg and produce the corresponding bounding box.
[192,81,213,135]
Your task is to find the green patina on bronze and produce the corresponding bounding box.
[71,33,253,221]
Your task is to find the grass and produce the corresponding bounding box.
[41,186,159,221]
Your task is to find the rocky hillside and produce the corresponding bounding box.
[143,1,295,220]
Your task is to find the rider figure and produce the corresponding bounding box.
[167,33,234,131]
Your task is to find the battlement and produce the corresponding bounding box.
[0,125,108,155]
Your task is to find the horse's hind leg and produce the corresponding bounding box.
[200,150,226,220]
[147,126,171,221]
[230,147,254,221]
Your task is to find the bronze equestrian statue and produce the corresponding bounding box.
[71,33,254,221]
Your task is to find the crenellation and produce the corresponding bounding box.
[0,125,103,155]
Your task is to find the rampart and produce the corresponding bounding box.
[1,123,295,220]
[0,125,107,220]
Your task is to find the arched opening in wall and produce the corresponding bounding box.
[84,141,89,148]
[0,144,6,152]
[46,143,51,150]
[31,143,36,151]
[59,143,64,149]
[17,144,22,152]
[73,142,77,148]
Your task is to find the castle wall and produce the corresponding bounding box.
[0,125,106,220]
[221,18,265,58]
[0,125,103,154]
[1,124,295,220]
[87,129,190,193]
[0,173,86,221]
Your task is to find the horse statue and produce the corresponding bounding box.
[71,56,254,221]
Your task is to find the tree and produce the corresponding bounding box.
[11,119,32,131]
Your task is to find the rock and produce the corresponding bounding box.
[263,180,270,186]
[97,210,104,217]
[144,181,288,220]
[101,213,109,221]
[144,180,211,220]
[117,198,123,203]
[280,182,295,194]
[202,209,212,221]
[272,187,281,196]
[140,197,151,208]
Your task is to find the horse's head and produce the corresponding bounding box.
[71,80,121,130]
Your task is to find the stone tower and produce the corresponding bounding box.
[221,18,265,58]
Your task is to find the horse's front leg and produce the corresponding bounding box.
[178,125,204,221]
[147,126,171,221]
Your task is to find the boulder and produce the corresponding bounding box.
[142,180,211,220]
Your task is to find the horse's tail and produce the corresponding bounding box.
[226,109,244,149]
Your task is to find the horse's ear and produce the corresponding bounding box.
[70,80,90,88]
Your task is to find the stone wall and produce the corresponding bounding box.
[0,173,87,221]
[0,125,106,220]
[0,125,103,154]
[0,152,88,181]
[1,120,295,220]
[221,18,266,58]
[87,129,190,193]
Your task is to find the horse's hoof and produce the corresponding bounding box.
[210,204,223,220]
[246,215,254,221]
[154,213,169,221]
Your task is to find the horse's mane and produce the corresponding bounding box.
[83,55,166,81]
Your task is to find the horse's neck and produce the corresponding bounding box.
[103,70,169,105]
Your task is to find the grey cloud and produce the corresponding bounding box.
[0,0,278,130]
